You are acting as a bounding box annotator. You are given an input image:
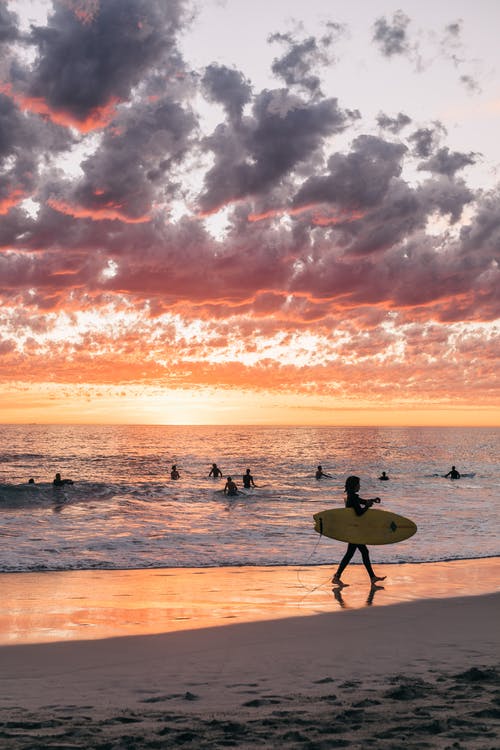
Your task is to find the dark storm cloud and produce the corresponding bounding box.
[418,147,478,178]
[198,88,359,214]
[0,2,19,43]
[201,64,252,121]
[26,0,188,124]
[377,111,412,134]
[372,11,411,57]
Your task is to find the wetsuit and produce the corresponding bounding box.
[336,492,375,579]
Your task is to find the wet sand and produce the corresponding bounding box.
[1,560,499,748]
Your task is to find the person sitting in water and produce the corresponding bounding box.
[53,472,73,486]
[378,471,389,481]
[224,476,238,496]
[315,465,332,479]
[208,463,223,478]
[242,468,256,489]
[445,465,461,479]
[171,465,180,480]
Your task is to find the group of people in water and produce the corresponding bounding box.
[171,463,257,496]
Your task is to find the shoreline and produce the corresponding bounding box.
[1,560,499,748]
[1,593,498,748]
[0,557,498,645]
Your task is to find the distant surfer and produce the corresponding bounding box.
[209,463,223,478]
[28,478,35,484]
[445,466,461,479]
[242,469,256,489]
[53,473,73,486]
[224,476,238,496]
[331,476,385,588]
[170,465,180,480]
[378,471,389,481]
[316,465,332,479]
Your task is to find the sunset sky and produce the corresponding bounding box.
[1,0,499,426]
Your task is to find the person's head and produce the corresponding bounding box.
[246,469,250,474]
[318,465,322,470]
[55,473,61,480]
[345,475,360,493]
[227,476,232,481]
[212,463,217,467]
[451,465,456,470]
[172,465,176,470]
[28,478,35,484]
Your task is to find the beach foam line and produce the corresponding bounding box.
[0,557,498,645]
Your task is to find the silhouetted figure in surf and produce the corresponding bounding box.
[242,469,256,489]
[170,465,180,480]
[209,463,223,478]
[224,476,238,496]
[445,466,461,479]
[53,473,73,486]
[28,478,35,484]
[316,465,332,479]
[331,475,385,588]
[378,471,389,481]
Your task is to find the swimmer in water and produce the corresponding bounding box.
[224,476,238,496]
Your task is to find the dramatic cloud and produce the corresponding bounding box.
[0,0,498,423]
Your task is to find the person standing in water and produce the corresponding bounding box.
[378,471,389,481]
[209,463,223,478]
[170,465,180,480]
[242,469,256,489]
[332,475,386,587]
[224,476,238,496]
[445,466,461,479]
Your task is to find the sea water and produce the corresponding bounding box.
[0,425,498,572]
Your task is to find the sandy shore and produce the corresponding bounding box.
[1,561,499,748]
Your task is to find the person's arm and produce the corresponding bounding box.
[444,471,451,477]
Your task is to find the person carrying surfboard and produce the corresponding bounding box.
[332,476,386,588]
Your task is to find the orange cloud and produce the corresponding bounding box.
[47,198,151,224]
[247,204,365,224]
[0,83,118,133]
[0,189,27,214]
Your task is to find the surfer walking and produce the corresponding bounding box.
[332,476,386,588]
[445,465,461,479]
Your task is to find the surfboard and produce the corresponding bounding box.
[313,507,417,546]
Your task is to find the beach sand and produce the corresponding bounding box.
[1,560,499,748]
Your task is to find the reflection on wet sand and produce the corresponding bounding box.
[0,557,498,645]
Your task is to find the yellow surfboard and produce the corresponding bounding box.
[313,507,417,545]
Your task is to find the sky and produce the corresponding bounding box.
[0,0,499,426]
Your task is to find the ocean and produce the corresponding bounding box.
[0,425,498,573]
